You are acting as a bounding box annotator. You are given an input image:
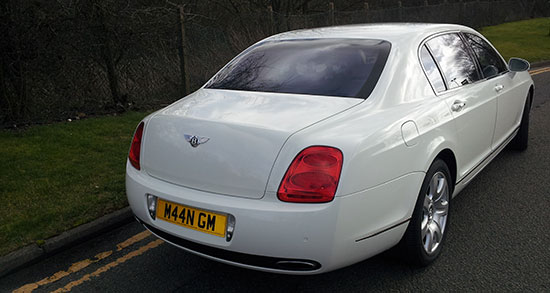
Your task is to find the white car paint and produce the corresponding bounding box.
[141,89,361,199]
[492,72,532,148]
[126,23,534,274]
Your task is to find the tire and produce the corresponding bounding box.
[400,159,451,266]
[509,93,531,151]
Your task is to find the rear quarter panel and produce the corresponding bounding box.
[265,48,460,237]
[266,45,458,197]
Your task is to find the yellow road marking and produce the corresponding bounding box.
[533,68,550,75]
[529,67,546,74]
[51,239,164,293]
[13,251,113,293]
[116,230,151,251]
[529,67,550,75]
[13,230,153,293]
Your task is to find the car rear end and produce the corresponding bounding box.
[126,37,396,273]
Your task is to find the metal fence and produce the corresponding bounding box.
[1,0,548,126]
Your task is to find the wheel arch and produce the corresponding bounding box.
[433,149,457,193]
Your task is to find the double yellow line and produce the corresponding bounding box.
[13,230,163,293]
[529,66,550,76]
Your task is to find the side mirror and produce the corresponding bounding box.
[508,57,530,72]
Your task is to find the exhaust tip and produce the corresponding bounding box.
[275,260,320,271]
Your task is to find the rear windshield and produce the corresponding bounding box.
[206,39,391,98]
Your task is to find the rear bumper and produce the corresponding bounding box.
[135,216,321,271]
[126,162,423,274]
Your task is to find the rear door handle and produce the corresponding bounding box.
[494,84,504,93]
[451,100,466,112]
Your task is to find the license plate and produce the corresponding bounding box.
[156,198,227,238]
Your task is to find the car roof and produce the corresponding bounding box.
[265,23,478,46]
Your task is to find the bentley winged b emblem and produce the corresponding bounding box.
[184,134,210,148]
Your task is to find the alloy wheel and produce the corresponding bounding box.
[421,171,449,255]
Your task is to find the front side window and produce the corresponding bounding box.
[206,39,391,98]
[420,45,446,92]
[427,33,480,90]
[464,33,507,79]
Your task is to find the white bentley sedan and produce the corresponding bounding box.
[126,23,534,274]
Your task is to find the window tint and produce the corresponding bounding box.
[464,33,507,78]
[427,33,480,90]
[206,39,391,98]
[420,45,446,92]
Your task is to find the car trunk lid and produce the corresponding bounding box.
[141,89,362,199]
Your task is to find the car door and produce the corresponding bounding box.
[463,33,526,149]
[424,33,497,181]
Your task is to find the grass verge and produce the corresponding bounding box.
[481,17,550,63]
[0,112,148,256]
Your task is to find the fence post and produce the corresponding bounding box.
[268,5,275,34]
[301,2,308,14]
[458,0,464,25]
[397,1,402,21]
[329,2,335,26]
[177,5,190,97]
[364,2,369,22]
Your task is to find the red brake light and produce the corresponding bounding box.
[129,122,144,170]
[278,146,343,203]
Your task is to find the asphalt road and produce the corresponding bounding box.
[2,69,550,292]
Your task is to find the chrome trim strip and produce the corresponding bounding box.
[355,218,410,242]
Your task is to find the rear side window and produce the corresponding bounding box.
[206,39,391,98]
[420,45,446,92]
[464,33,507,79]
[427,33,480,90]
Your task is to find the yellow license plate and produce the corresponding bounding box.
[156,198,227,238]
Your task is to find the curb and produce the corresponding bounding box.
[0,207,134,278]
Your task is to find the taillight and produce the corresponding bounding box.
[129,122,144,170]
[278,146,343,203]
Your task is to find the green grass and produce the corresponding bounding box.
[481,17,550,63]
[0,112,148,256]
